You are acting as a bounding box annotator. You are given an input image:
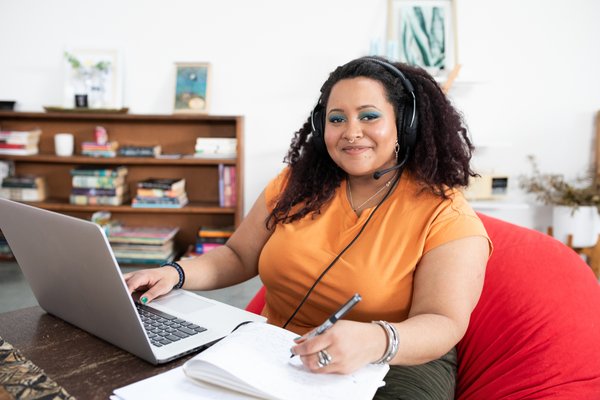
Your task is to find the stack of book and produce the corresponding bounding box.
[0,230,14,260]
[218,164,236,207]
[0,129,42,155]
[70,166,128,206]
[81,141,119,157]
[194,226,234,255]
[107,225,179,265]
[0,175,47,201]
[132,178,188,208]
[194,138,237,159]
[118,145,162,158]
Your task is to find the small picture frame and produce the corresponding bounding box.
[173,62,211,114]
[387,0,457,77]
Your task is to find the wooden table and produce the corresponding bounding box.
[0,306,194,399]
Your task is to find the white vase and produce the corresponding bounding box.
[552,205,599,247]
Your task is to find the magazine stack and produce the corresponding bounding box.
[132,178,188,208]
[107,225,179,265]
[69,165,128,206]
[0,175,47,202]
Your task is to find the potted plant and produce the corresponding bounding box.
[520,155,600,247]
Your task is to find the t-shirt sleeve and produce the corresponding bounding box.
[424,192,493,256]
[264,167,290,212]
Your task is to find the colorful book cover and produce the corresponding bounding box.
[70,165,128,177]
[137,178,185,192]
[72,175,125,189]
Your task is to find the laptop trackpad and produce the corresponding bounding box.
[152,291,214,316]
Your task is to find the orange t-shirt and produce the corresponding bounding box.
[259,169,491,335]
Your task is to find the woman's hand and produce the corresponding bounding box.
[290,320,387,374]
[123,267,179,303]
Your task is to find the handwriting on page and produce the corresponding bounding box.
[185,323,388,400]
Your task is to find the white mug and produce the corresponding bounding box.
[54,133,74,157]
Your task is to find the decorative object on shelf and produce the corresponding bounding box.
[54,133,74,157]
[173,62,210,114]
[463,174,509,201]
[63,49,123,110]
[194,137,236,158]
[386,0,457,78]
[520,155,600,247]
[81,126,119,157]
[0,101,16,111]
[0,160,14,185]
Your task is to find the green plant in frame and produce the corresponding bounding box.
[400,5,446,68]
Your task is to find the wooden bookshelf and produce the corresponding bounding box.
[0,111,244,256]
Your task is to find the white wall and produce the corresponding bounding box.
[1,0,599,230]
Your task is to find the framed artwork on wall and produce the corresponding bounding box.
[387,0,457,77]
[173,62,211,114]
[63,49,123,110]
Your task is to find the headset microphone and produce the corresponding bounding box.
[373,149,410,180]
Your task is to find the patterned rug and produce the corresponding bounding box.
[0,336,73,400]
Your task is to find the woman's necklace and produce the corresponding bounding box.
[347,173,396,212]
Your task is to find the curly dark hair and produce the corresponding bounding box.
[266,56,475,228]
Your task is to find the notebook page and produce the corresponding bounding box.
[183,322,389,400]
[113,366,258,400]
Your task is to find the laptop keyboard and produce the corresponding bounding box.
[135,302,207,347]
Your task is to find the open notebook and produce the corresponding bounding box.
[113,322,389,400]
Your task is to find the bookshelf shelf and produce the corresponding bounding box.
[0,111,244,255]
[0,154,237,166]
[30,200,235,214]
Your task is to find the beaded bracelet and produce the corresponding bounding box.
[372,320,400,364]
[161,261,185,289]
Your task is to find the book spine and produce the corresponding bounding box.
[72,176,123,188]
[218,164,225,207]
[71,187,122,196]
[70,167,127,177]
[0,187,45,201]
[195,242,222,254]
[69,194,124,206]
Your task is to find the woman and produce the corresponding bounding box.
[125,56,491,399]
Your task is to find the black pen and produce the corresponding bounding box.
[290,293,361,358]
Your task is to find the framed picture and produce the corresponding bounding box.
[387,0,457,76]
[63,49,123,109]
[173,62,211,114]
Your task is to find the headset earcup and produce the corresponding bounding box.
[311,104,327,154]
[401,103,417,155]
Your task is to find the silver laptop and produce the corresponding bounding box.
[0,198,265,364]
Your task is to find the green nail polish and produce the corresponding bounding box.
[141,296,148,304]
[294,336,301,340]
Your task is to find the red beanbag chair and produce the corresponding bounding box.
[456,214,600,399]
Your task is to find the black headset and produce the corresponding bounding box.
[310,57,418,161]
